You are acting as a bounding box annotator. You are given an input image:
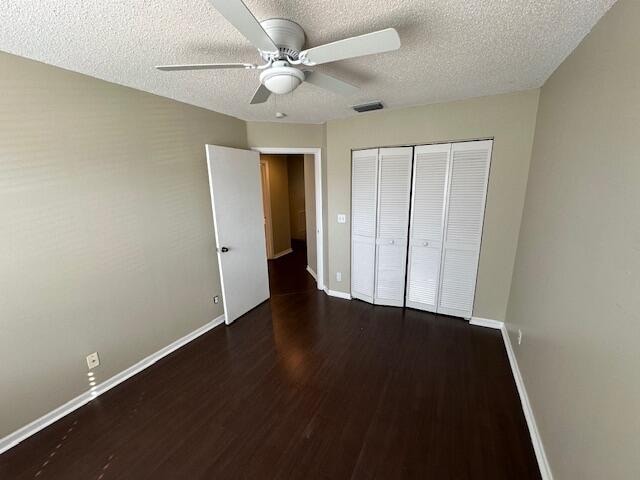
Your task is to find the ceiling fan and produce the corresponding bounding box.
[156,0,401,104]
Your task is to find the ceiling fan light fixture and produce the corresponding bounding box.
[259,62,305,95]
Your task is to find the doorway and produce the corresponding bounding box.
[254,147,324,294]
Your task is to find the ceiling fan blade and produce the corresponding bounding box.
[208,0,278,53]
[304,71,359,96]
[156,63,256,71]
[300,28,400,66]
[250,84,271,104]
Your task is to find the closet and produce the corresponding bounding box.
[350,139,492,319]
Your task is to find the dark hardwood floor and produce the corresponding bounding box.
[0,240,540,479]
[268,239,317,297]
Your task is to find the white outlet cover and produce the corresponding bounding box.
[337,214,346,224]
[86,352,100,369]
[336,272,342,282]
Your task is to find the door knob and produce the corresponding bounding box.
[220,246,229,253]
[423,241,429,246]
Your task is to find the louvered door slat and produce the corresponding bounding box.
[351,150,379,238]
[350,149,378,303]
[437,140,492,318]
[374,147,413,307]
[438,249,477,311]
[405,143,451,312]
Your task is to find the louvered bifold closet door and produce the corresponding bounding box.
[351,149,379,303]
[437,140,493,318]
[374,147,413,307]
[405,143,451,312]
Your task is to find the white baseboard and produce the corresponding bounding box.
[0,314,225,455]
[470,316,505,329]
[306,265,317,281]
[323,287,352,300]
[470,316,552,478]
[271,248,293,259]
[500,325,553,480]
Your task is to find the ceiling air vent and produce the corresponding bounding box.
[352,101,384,113]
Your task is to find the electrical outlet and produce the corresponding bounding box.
[517,329,523,346]
[337,214,346,224]
[86,352,100,370]
[336,272,342,282]
[213,295,220,304]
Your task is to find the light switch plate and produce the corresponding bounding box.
[337,214,346,224]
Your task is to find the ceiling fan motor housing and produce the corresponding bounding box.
[259,18,306,60]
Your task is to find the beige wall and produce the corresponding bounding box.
[287,155,306,240]
[506,2,640,478]
[325,90,540,320]
[246,121,324,149]
[0,51,247,438]
[261,154,291,255]
[303,154,317,273]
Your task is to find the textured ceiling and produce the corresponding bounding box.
[0,0,616,124]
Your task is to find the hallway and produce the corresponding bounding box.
[268,240,317,297]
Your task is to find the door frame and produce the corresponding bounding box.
[259,159,275,259]
[251,147,324,291]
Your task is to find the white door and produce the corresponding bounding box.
[206,145,270,324]
[374,147,413,307]
[405,143,451,312]
[437,140,492,318]
[350,149,379,303]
